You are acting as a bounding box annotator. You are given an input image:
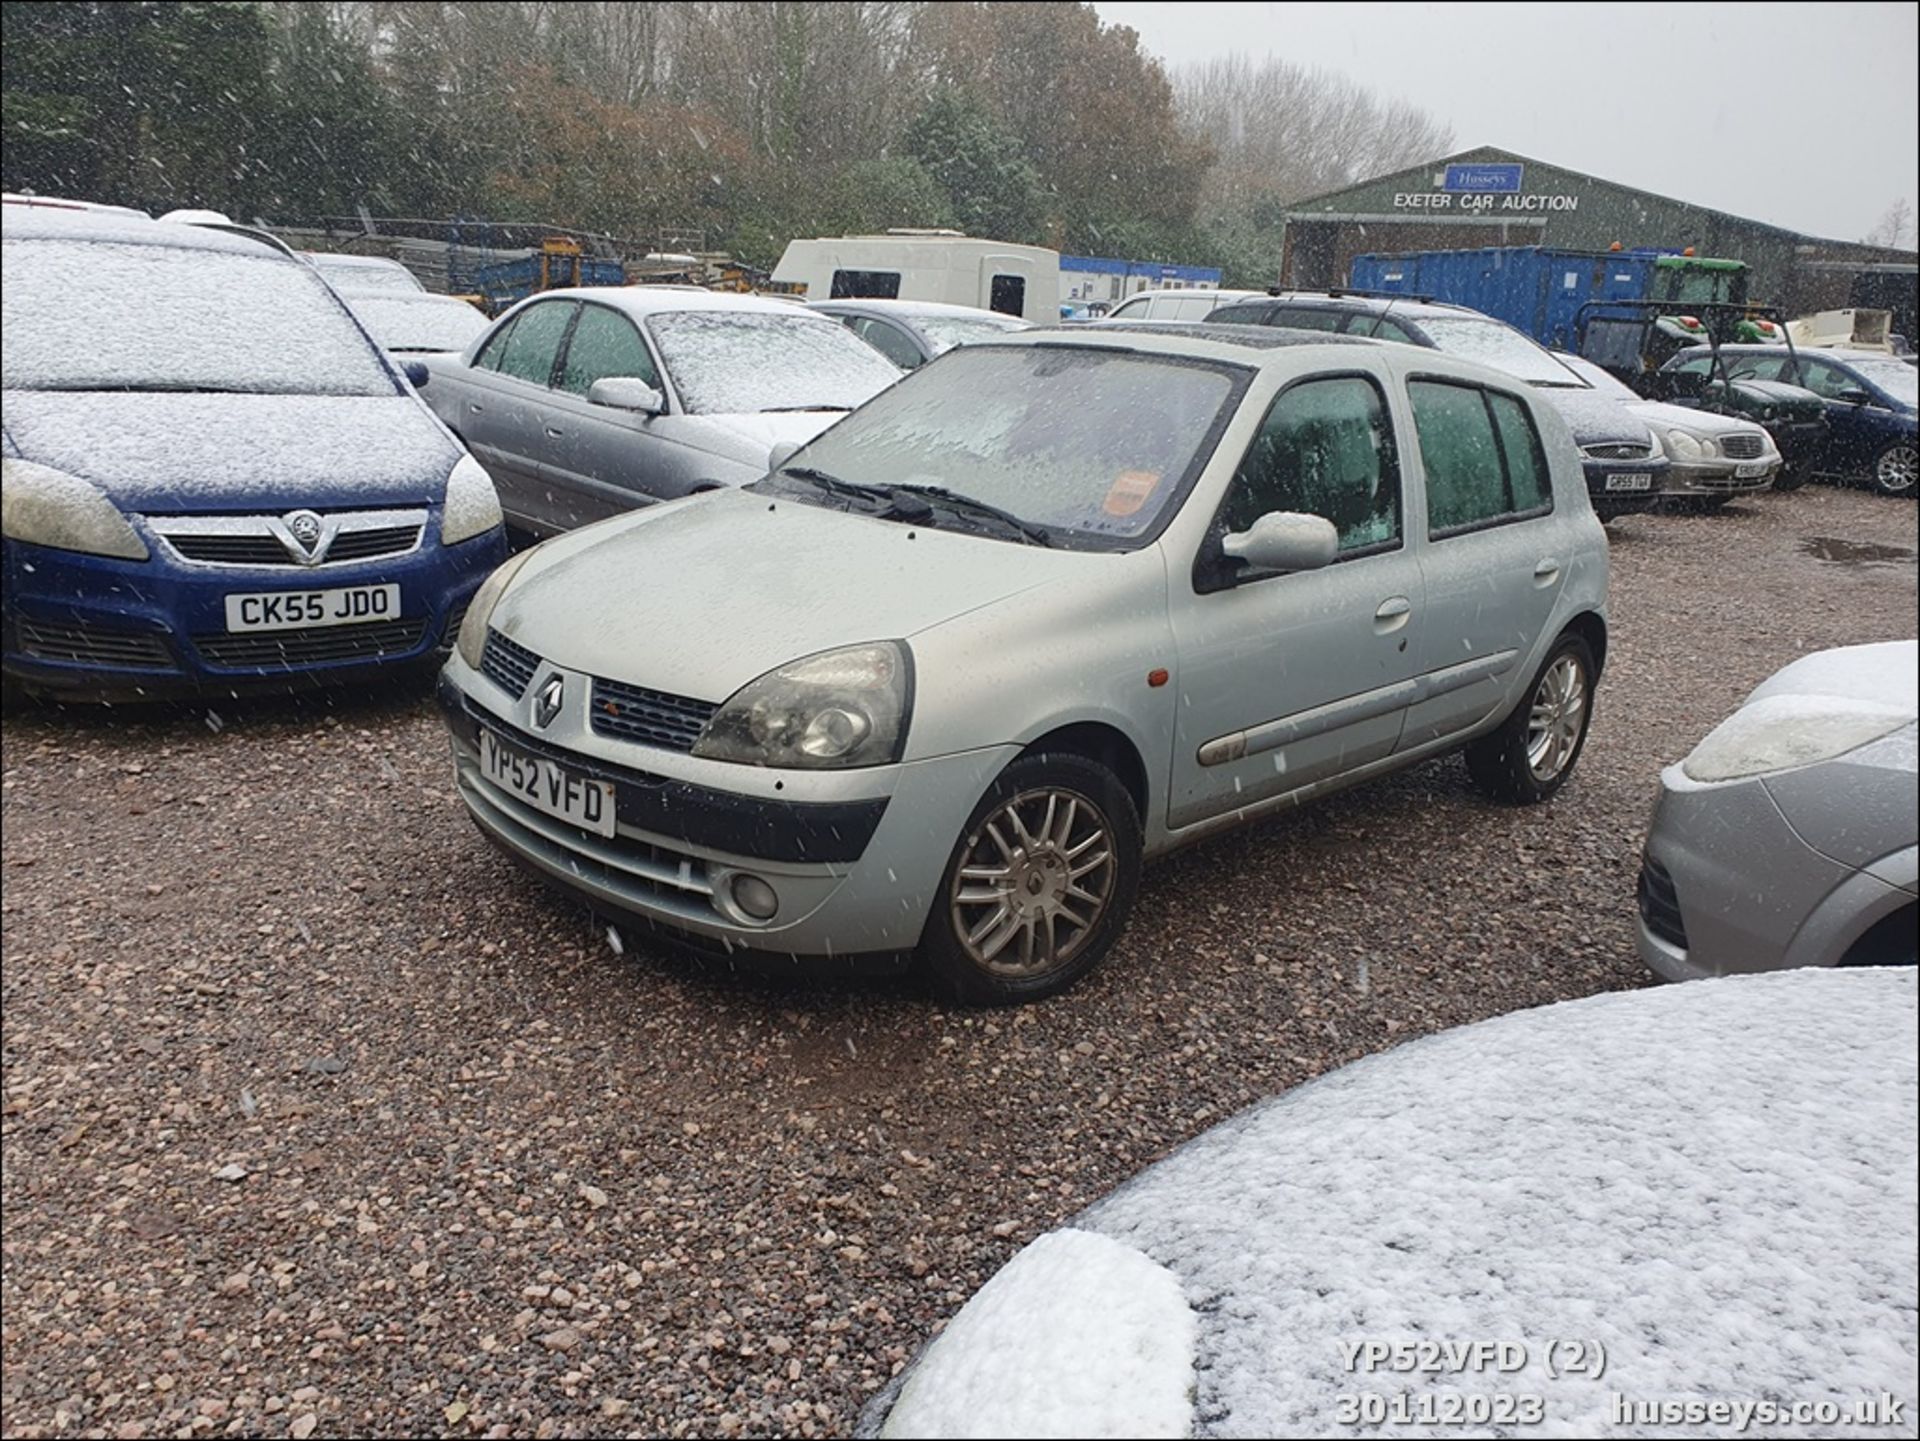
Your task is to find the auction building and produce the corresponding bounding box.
[1281,146,1918,337]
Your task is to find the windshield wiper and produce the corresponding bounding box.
[761,404,853,413]
[776,465,892,502]
[891,485,1053,547]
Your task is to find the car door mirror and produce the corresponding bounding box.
[768,440,804,473]
[586,377,665,414]
[402,361,430,389]
[1221,511,1338,574]
[1835,387,1874,406]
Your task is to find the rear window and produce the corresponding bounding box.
[915,313,1030,355]
[1416,316,1582,388]
[3,237,394,396]
[347,295,488,354]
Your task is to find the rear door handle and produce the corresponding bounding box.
[1534,556,1562,584]
[1374,596,1412,633]
[467,402,483,414]
[545,426,565,439]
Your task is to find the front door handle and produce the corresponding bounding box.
[467,402,483,414]
[1374,596,1412,633]
[545,426,565,439]
[1534,557,1562,585]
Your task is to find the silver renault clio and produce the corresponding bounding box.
[438,324,1610,1003]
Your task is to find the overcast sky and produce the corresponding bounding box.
[1095,1,1918,243]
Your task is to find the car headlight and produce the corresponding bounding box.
[441,455,503,545]
[692,641,912,769]
[1680,696,1911,783]
[455,547,534,670]
[1661,428,1704,461]
[1,459,149,560]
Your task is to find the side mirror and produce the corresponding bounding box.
[1835,387,1874,406]
[587,377,665,414]
[402,361,430,389]
[768,440,803,473]
[1221,511,1338,574]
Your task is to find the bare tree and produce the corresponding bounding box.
[1863,197,1915,250]
[1173,54,1453,213]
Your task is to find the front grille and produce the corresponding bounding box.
[590,677,718,753]
[16,617,176,671]
[1583,442,1654,461]
[1720,433,1764,460]
[167,534,296,566]
[481,628,539,698]
[326,525,422,563]
[194,618,428,669]
[1636,854,1688,949]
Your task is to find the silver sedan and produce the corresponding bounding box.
[438,325,1610,1003]
[1637,640,1918,979]
[418,288,899,536]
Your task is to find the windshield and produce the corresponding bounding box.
[311,256,422,292]
[1555,352,1639,401]
[1417,316,1584,387]
[916,313,1032,356]
[1849,358,1919,407]
[768,344,1240,548]
[648,311,900,414]
[3,237,395,396]
[347,295,489,354]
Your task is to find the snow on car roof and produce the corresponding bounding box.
[0,202,295,261]
[528,285,837,323]
[1061,321,1378,352]
[865,968,1919,1439]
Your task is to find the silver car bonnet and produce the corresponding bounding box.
[490,486,1088,702]
[1625,398,1770,442]
[649,409,847,474]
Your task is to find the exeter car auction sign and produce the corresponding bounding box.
[1444,163,1524,193]
[1393,161,1580,212]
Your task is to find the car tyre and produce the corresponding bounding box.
[919,752,1142,1006]
[1770,464,1807,493]
[1465,633,1597,805]
[1869,440,1917,498]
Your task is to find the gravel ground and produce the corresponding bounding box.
[3,485,1915,1440]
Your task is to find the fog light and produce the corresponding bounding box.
[731,874,779,921]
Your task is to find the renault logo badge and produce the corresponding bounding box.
[533,674,564,729]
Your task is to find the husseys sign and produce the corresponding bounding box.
[1393,163,1580,212]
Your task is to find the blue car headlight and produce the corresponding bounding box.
[441,455,503,546]
[1,459,149,560]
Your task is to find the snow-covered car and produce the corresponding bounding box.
[419,288,901,536]
[1107,288,1265,322]
[303,251,425,294]
[1556,351,1780,507]
[339,290,489,361]
[437,324,1609,1004]
[861,968,1919,1438]
[1637,640,1917,981]
[1,204,507,701]
[809,298,1032,370]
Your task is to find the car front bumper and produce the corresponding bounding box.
[1634,763,1862,981]
[1657,456,1780,498]
[2,521,506,700]
[437,660,1015,958]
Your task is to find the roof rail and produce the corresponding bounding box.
[1266,285,1455,307]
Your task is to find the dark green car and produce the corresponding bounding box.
[1652,352,1830,479]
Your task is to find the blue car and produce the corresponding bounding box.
[2,203,508,700]
[1696,344,1918,498]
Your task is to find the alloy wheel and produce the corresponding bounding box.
[1526,654,1588,783]
[949,787,1115,976]
[1876,444,1917,495]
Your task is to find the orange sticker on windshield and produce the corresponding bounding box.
[1104,470,1162,517]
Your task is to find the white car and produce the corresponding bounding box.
[862,969,1918,1437]
[339,291,489,361]
[303,251,425,294]
[1106,288,1266,323]
[1557,351,1780,506]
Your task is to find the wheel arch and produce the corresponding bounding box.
[1560,610,1609,680]
[1016,720,1150,826]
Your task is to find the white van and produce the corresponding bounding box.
[771,230,1059,325]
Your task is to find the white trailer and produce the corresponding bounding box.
[771,230,1060,324]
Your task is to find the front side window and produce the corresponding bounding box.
[1726,353,1788,382]
[490,300,576,386]
[1218,376,1402,555]
[556,304,657,395]
[1409,379,1553,536]
[1792,358,1862,400]
[852,317,925,370]
[768,344,1242,549]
